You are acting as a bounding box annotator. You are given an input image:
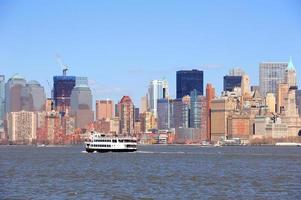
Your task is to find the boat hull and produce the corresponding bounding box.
[86,148,137,153]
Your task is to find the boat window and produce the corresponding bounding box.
[112,140,117,143]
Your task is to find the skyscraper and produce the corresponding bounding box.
[223,76,242,92]
[21,80,46,112]
[5,74,26,113]
[7,111,37,144]
[190,90,207,140]
[259,61,287,97]
[206,83,215,141]
[148,79,168,116]
[118,96,134,135]
[176,70,203,98]
[140,95,148,114]
[96,100,114,120]
[53,70,76,115]
[157,98,172,130]
[70,77,93,128]
[0,75,5,121]
[296,90,301,116]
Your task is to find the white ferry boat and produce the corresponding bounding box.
[85,132,137,153]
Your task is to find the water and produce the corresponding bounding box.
[1,145,301,200]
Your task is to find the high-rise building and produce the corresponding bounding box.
[53,70,76,115]
[7,111,37,144]
[190,90,207,141]
[157,98,172,130]
[241,75,250,96]
[134,107,140,122]
[45,98,54,112]
[206,84,215,141]
[170,99,185,129]
[70,78,93,128]
[223,76,242,92]
[118,96,135,135]
[210,98,237,142]
[176,70,203,98]
[229,68,245,76]
[265,93,276,113]
[148,79,168,116]
[0,75,5,121]
[276,83,289,114]
[259,61,287,97]
[140,111,156,132]
[96,100,114,120]
[21,81,46,112]
[296,90,301,116]
[5,74,26,113]
[285,57,297,89]
[140,95,148,113]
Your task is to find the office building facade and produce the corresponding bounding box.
[176,70,203,98]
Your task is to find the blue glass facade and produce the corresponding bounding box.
[53,76,76,109]
[223,76,242,92]
[176,70,203,99]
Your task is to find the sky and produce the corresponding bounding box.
[1,0,301,106]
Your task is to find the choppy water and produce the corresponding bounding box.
[1,145,301,200]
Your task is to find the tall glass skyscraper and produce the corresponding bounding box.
[5,74,26,113]
[148,79,168,116]
[176,70,203,99]
[53,74,76,114]
[70,77,93,128]
[259,62,287,97]
[21,80,46,112]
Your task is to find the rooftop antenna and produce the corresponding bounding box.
[55,54,69,76]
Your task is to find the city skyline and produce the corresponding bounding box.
[1,0,301,105]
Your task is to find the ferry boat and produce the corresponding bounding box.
[85,132,138,153]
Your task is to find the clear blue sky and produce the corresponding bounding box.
[1,0,301,105]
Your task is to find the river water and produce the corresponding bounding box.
[1,145,301,199]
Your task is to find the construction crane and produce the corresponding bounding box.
[55,54,68,76]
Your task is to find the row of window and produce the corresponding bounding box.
[93,139,137,143]
[91,144,111,147]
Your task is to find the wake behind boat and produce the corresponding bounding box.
[85,131,137,153]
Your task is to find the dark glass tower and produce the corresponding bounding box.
[176,70,203,99]
[53,76,76,114]
[223,76,242,92]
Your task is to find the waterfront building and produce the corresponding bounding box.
[0,75,5,121]
[110,117,120,134]
[170,98,185,129]
[53,70,76,115]
[7,111,37,144]
[227,114,252,142]
[174,127,202,144]
[5,74,26,113]
[21,80,46,112]
[148,79,168,116]
[157,98,172,130]
[190,90,208,139]
[140,111,156,132]
[70,78,93,129]
[118,96,135,135]
[254,116,288,138]
[259,61,287,97]
[210,97,237,142]
[265,93,276,113]
[276,83,289,114]
[176,70,203,98]
[96,100,114,120]
[206,84,215,141]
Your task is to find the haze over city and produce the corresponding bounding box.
[1,0,301,104]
